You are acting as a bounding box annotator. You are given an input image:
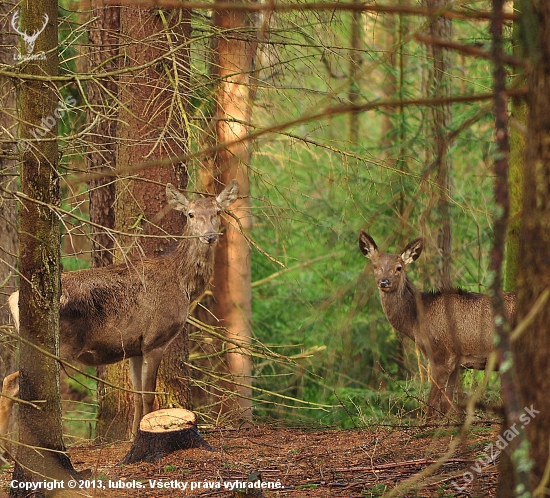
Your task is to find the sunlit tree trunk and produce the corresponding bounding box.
[95,6,191,440]
[11,1,76,493]
[211,1,257,419]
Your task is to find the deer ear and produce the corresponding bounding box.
[216,179,239,209]
[166,183,190,212]
[359,230,378,259]
[401,237,423,265]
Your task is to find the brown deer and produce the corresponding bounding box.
[358,230,515,419]
[5,180,239,437]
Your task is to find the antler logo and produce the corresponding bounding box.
[11,10,49,55]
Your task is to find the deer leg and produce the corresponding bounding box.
[141,348,165,419]
[129,356,144,437]
[426,363,452,420]
[0,371,19,441]
[443,363,461,414]
[426,382,441,421]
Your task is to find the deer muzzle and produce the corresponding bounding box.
[201,233,219,244]
[378,278,391,290]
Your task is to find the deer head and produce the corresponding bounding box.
[11,11,49,55]
[359,231,423,293]
[166,180,239,244]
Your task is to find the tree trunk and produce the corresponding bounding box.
[11,0,76,492]
[513,0,550,490]
[347,0,362,144]
[503,0,525,293]
[498,2,525,493]
[86,0,122,442]
[96,6,191,440]
[121,408,212,464]
[425,0,453,290]
[0,0,19,405]
[210,1,258,420]
[87,0,119,269]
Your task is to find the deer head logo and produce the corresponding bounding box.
[11,11,49,55]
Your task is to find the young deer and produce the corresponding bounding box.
[358,231,515,418]
[6,181,239,437]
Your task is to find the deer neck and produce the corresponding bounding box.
[379,277,418,342]
[172,234,216,301]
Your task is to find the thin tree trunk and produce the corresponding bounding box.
[211,1,257,420]
[11,1,76,492]
[498,3,525,492]
[0,1,19,385]
[425,0,453,290]
[347,0,362,144]
[87,0,119,269]
[503,0,525,293]
[96,6,191,440]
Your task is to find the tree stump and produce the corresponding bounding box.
[120,408,213,464]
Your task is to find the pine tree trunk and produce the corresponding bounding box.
[513,0,550,489]
[347,0,362,144]
[211,1,258,420]
[96,6,192,440]
[11,1,76,492]
[498,3,525,492]
[86,0,122,442]
[0,0,19,399]
[87,0,119,269]
[425,0,453,290]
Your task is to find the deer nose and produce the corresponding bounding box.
[378,278,391,289]
[204,233,218,244]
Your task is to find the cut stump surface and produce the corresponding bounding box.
[121,408,213,464]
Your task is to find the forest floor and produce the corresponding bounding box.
[0,422,501,497]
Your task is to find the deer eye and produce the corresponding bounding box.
[396,265,402,272]
[216,210,222,216]
[188,212,194,218]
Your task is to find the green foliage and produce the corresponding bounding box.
[62,367,97,443]
[241,8,503,425]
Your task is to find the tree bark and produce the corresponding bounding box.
[513,0,550,491]
[87,0,119,269]
[347,0,362,144]
[11,0,76,492]
[96,6,191,440]
[498,2,525,493]
[0,0,19,401]
[86,0,123,442]
[210,0,258,420]
[121,408,212,464]
[425,0,453,290]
